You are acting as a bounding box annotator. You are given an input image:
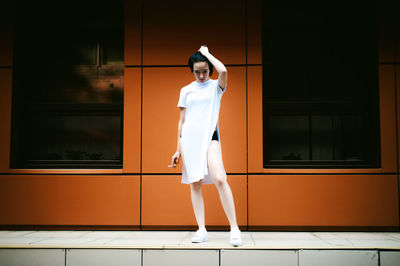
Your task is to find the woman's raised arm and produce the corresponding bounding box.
[199,45,227,91]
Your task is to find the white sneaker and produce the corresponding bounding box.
[191,229,208,243]
[230,228,242,246]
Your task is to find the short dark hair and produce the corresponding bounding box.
[188,52,213,76]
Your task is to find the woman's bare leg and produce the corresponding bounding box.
[180,141,206,231]
[190,181,206,230]
[207,140,238,230]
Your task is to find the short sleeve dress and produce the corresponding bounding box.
[177,78,225,184]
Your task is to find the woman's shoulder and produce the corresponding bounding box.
[180,81,197,92]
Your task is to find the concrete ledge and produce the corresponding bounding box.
[0,231,400,250]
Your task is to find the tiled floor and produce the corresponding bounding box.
[0,230,400,250]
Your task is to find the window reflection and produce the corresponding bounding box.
[11,0,124,169]
[262,2,380,168]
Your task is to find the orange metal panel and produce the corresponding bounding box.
[377,1,396,63]
[219,67,247,173]
[9,169,123,174]
[142,0,246,65]
[379,64,397,173]
[396,2,400,63]
[397,64,400,171]
[0,69,12,173]
[142,175,195,226]
[378,24,395,63]
[249,175,399,227]
[124,0,142,65]
[247,66,263,173]
[0,175,141,226]
[0,3,13,66]
[258,169,386,174]
[142,67,192,173]
[142,175,247,227]
[142,67,246,173]
[123,68,142,173]
[247,0,262,64]
[396,32,400,64]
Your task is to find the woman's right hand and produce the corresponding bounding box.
[199,45,210,56]
[169,151,181,168]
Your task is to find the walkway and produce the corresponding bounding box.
[1,231,400,265]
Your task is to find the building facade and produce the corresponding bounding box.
[0,0,399,230]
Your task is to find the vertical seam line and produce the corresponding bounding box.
[140,0,144,231]
[394,62,400,225]
[245,0,249,231]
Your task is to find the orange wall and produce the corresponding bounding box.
[0,1,13,67]
[249,175,398,227]
[0,175,140,226]
[0,69,12,173]
[141,0,246,66]
[0,0,399,230]
[142,175,247,227]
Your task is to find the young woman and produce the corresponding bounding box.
[170,45,242,246]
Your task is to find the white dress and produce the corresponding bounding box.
[177,78,225,184]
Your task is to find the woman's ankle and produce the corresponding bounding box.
[230,225,239,231]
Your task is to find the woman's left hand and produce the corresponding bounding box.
[169,151,181,168]
[199,45,210,55]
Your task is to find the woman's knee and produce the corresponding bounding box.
[213,174,227,188]
[190,180,202,191]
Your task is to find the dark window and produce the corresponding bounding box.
[262,2,380,168]
[11,0,124,169]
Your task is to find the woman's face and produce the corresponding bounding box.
[193,61,210,83]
